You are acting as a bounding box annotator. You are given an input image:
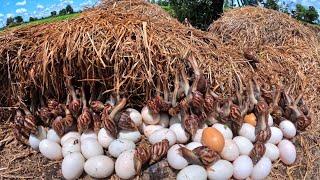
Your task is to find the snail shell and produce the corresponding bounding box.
[52,116,65,137]
[142,160,176,180]
[250,142,266,164]
[204,94,215,113]
[183,114,199,136]
[118,111,137,131]
[47,99,59,111]
[193,146,221,166]
[77,107,93,133]
[90,100,105,113]
[150,139,170,164]
[134,141,151,173]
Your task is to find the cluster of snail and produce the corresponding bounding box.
[12,71,311,179]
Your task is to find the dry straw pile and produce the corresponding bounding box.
[0,0,223,108]
[209,7,320,179]
[0,1,319,179]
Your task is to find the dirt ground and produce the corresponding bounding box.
[0,113,319,180]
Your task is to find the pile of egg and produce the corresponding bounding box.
[28,108,297,180]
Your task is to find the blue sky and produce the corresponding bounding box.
[0,0,319,27]
[0,0,98,26]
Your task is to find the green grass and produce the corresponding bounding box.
[0,13,80,32]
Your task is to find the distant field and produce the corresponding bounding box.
[0,13,80,32]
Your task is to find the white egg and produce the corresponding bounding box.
[207,160,233,180]
[115,150,136,179]
[167,144,188,170]
[233,136,254,155]
[278,139,296,165]
[28,126,48,150]
[279,120,296,139]
[108,139,136,158]
[39,139,63,160]
[141,106,160,125]
[251,157,272,180]
[148,128,177,146]
[118,130,141,143]
[213,123,233,139]
[177,165,207,180]
[84,155,114,178]
[29,134,41,150]
[61,132,81,146]
[81,138,103,159]
[47,129,61,144]
[169,123,190,143]
[186,142,202,150]
[238,123,256,142]
[233,155,253,179]
[169,114,181,126]
[98,128,115,148]
[62,152,85,180]
[267,127,283,144]
[62,138,81,157]
[126,108,143,126]
[159,113,170,128]
[264,143,280,162]
[268,114,274,126]
[80,131,97,142]
[143,124,164,138]
[220,139,240,161]
[192,128,204,143]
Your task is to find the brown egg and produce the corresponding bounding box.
[244,113,257,126]
[201,127,225,153]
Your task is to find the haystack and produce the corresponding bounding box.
[209,7,320,178]
[0,0,226,108]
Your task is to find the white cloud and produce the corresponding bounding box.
[6,13,14,18]
[61,0,74,4]
[16,0,26,6]
[16,8,27,14]
[37,4,44,9]
[0,13,4,17]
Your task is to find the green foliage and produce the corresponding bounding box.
[59,8,67,15]
[265,0,279,11]
[292,4,319,24]
[51,11,57,16]
[6,17,14,26]
[305,6,319,24]
[161,5,176,17]
[66,5,74,14]
[14,16,24,23]
[29,17,38,22]
[1,13,79,32]
[169,0,224,30]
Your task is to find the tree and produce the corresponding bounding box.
[305,6,319,24]
[293,4,306,21]
[51,11,57,16]
[265,0,279,10]
[66,5,74,14]
[169,0,224,30]
[14,16,24,23]
[59,8,67,15]
[6,17,14,26]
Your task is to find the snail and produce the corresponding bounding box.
[77,87,93,133]
[150,139,170,164]
[282,90,311,130]
[254,101,271,143]
[102,98,127,137]
[179,145,221,167]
